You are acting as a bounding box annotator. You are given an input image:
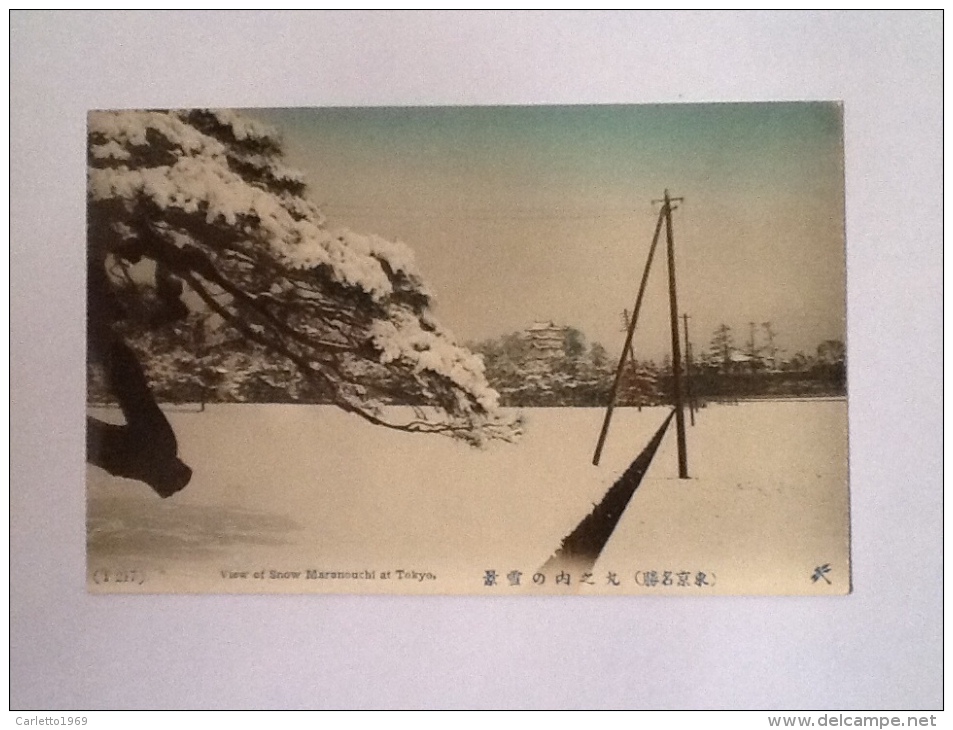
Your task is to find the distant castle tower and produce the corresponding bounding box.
[522,321,569,373]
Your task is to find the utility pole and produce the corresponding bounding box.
[660,189,689,479]
[762,321,777,370]
[748,321,757,359]
[621,309,637,364]
[682,313,696,427]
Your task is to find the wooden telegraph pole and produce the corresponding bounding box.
[682,313,696,427]
[592,189,691,478]
[660,189,689,478]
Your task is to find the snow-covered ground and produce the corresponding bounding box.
[87,400,848,595]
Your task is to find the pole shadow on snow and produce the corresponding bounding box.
[541,409,676,576]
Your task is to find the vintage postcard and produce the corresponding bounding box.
[86,103,848,595]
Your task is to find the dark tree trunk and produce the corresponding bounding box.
[86,257,192,497]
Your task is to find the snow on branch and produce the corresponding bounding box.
[87,108,520,445]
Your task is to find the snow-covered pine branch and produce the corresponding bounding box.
[87,108,520,469]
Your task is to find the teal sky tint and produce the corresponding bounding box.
[248,103,845,360]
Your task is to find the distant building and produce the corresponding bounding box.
[728,350,767,372]
[522,321,569,373]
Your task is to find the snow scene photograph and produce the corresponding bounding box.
[86,103,848,595]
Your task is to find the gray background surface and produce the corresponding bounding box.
[10,11,942,709]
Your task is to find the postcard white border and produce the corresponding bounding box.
[10,10,942,709]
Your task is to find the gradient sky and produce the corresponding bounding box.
[248,103,845,361]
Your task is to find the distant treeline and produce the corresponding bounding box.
[468,325,846,407]
[87,320,845,408]
[660,363,846,402]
